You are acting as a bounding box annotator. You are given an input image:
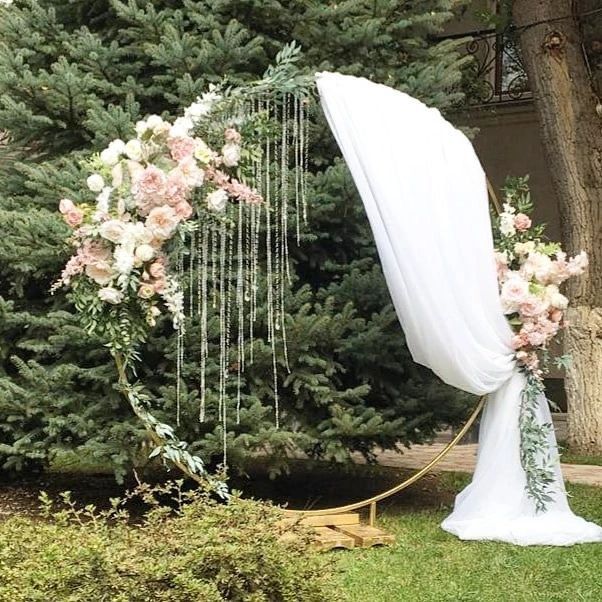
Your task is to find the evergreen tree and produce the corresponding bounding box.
[0,0,474,481]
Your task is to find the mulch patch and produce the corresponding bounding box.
[0,461,458,521]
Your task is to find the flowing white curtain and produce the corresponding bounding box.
[316,71,602,546]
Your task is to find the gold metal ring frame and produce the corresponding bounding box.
[113,179,502,529]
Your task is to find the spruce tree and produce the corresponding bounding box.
[0,0,474,481]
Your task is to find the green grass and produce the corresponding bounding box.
[334,474,602,602]
[560,451,602,466]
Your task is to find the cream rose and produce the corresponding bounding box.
[99,219,126,244]
[85,261,114,285]
[87,174,105,192]
[206,189,228,212]
[98,286,123,304]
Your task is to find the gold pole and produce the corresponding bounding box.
[281,394,486,518]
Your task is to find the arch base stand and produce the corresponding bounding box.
[282,394,486,550]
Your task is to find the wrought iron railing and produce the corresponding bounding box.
[448,28,531,106]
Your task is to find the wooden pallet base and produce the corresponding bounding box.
[285,512,395,551]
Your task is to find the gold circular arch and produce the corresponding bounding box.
[114,179,502,525]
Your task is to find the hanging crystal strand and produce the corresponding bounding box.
[281,94,291,286]
[236,201,244,423]
[188,229,196,317]
[301,97,309,224]
[263,99,279,426]
[176,249,184,427]
[274,106,281,340]
[294,93,301,244]
[211,226,217,309]
[199,221,209,423]
[218,221,228,466]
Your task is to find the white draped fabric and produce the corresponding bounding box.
[316,71,602,546]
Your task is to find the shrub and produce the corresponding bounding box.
[0,482,341,602]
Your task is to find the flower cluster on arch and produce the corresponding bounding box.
[55,90,262,333]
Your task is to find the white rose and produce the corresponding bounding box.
[146,115,164,130]
[98,286,123,304]
[514,241,535,256]
[135,120,148,136]
[99,219,125,244]
[206,189,228,212]
[109,139,126,154]
[544,284,568,309]
[125,139,143,161]
[135,244,155,263]
[100,148,120,167]
[170,117,194,138]
[0,1,14,7]
[221,143,241,167]
[87,174,105,192]
[111,163,124,188]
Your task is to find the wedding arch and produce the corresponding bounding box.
[56,51,602,547]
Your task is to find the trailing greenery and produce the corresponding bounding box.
[0,0,475,481]
[0,481,341,602]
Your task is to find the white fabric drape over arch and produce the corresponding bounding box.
[316,71,602,546]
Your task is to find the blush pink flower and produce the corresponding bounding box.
[85,260,115,285]
[146,205,179,241]
[64,208,84,228]
[174,200,193,220]
[500,274,529,314]
[168,135,197,162]
[164,171,189,207]
[518,295,549,319]
[134,165,167,215]
[513,213,531,231]
[224,127,241,144]
[149,257,166,280]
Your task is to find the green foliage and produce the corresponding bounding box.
[0,0,475,480]
[0,482,340,602]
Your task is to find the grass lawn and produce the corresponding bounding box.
[334,474,602,602]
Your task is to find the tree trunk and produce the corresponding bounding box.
[513,0,602,454]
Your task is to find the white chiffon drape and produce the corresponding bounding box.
[316,71,602,546]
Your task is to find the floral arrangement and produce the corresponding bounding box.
[53,44,312,491]
[53,88,263,494]
[55,90,259,336]
[493,176,588,510]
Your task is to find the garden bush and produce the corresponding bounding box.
[0,482,341,602]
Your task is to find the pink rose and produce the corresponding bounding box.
[224,127,241,144]
[85,260,115,285]
[549,308,563,323]
[164,171,189,207]
[168,136,197,162]
[146,205,179,240]
[513,213,531,231]
[500,274,529,314]
[176,157,205,188]
[174,200,193,220]
[59,198,76,214]
[149,258,166,280]
[518,295,548,318]
[134,165,167,215]
[64,208,84,228]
